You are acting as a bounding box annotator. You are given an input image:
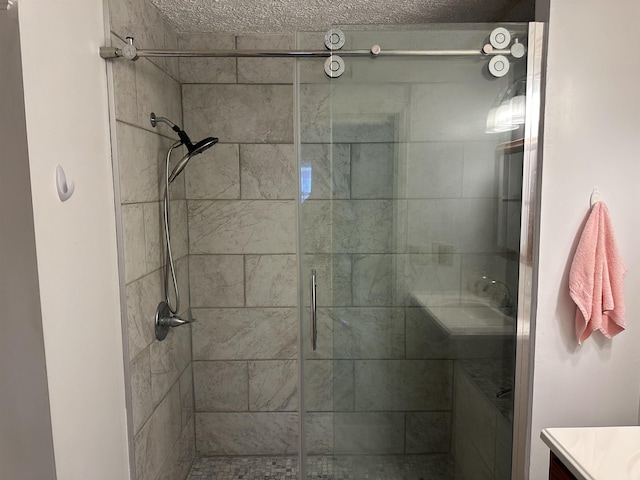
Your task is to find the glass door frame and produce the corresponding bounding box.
[511,21,545,480]
[294,21,546,480]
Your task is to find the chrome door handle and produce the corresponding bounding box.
[310,269,317,351]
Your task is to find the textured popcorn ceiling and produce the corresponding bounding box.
[149,0,533,34]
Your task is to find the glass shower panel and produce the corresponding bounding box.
[297,24,528,480]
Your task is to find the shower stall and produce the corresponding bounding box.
[105,2,542,477]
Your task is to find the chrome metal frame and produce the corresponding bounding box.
[101,0,136,476]
[100,45,512,60]
[511,21,545,480]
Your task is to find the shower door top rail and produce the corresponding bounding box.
[99,38,515,61]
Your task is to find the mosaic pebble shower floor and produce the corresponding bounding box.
[187,454,456,480]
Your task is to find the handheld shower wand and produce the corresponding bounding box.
[150,112,218,340]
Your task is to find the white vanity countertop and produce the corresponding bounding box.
[541,426,640,480]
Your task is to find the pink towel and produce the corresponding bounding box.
[569,202,627,345]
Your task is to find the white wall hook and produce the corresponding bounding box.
[590,187,602,208]
[56,165,75,202]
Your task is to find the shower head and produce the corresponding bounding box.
[151,112,219,183]
[168,137,218,183]
[150,112,219,156]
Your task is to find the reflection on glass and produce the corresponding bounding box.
[301,165,312,202]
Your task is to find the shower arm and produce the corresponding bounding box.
[150,113,176,129]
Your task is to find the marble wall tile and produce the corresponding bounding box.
[350,143,396,199]
[354,360,453,411]
[405,307,455,359]
[298,57,330,85]
[406,412,452,453]
[329,85,409,143]
[333,118,398,145]
[245,255,297,307]
[134,382,182,480]
[196,412,298,455]
[122,203,146,283]
[452,425,494,480]
[188,200,296,254]
[110,34,138,125]
[168,199,188,260]
[126,269,163,360]
[462,141,499,198]
[303,360,356,412]
[178,33,236,84]
[453,365,496,471]
[403,253,462,299]
[130,347,153,434]
[174,256,190,319]
[301,200,331,254]
[193,361,248,412]
[237,34,295,84]
[303,360,332,412]
[109,0,163,55]
[135,58,182,133]
[142,202,163,273]
[333,412,404,455]
[332,200,395,253]
[334,360,355,412]
[192,308,297,360]
[300,143,350,200]
[305,413,333,454]
[406,142,464,199]
[179,364,194,429]
[240,144,296,199]
[408,80,509,142]
[162,20,180,82]
[352,254,398,306]
[249,360,298,411]
[116,122,163,204]
[296,32,332,84]
[331,308,405,359]
[155,418,196,480]
[302,254,352,307]
[149,326,191,406]
[407,199,497,254]
[185,144,240,200]
[189,255,244,307]
[495,414,513,480]
[302,200,397,255]
[299,84,330,143]
[183,85,293,143]
[406,306,513,360]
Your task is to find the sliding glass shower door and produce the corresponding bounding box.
[297,23,532,480]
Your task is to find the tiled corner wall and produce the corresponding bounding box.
[108,0,195,479]
[179,33,300,456]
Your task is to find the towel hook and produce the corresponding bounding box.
[56,165,75,202]
[590,187,602,208]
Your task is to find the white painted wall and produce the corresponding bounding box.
[0,4,57,478]
[17,0,130,479]
[530,1,640,478]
